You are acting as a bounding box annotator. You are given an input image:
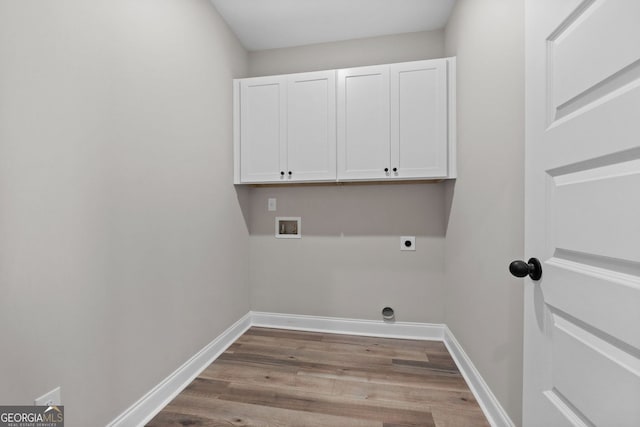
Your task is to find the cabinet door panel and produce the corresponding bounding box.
[337,66,390,180]
[287,71,336,181]
[391,60,448,178]
[240,77,286,183]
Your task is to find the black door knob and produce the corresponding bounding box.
[384,168,389,172]
[288,171,292,175]
[280,171,285,176]
[509,258,542,281]
[393,167,397,172]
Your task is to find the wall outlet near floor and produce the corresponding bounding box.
[35,386,61,406]
[400,236,416,251]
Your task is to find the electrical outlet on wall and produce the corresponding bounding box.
[400,236,416,251]
[35,386,61,406]
[268,198,277,211]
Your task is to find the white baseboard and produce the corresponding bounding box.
[443,326,515,427]
[250,311,445,341]
[107,312,252,427]
[107,311,513,427]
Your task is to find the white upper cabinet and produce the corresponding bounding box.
[390,59,448,179]
[287,71,336,182]
[235,71,336,184]
[337,65,390,180]
[337,58,454,181]
[234,58,456,184]
[238,76,286,183]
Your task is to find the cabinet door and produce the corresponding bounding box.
[240,76,286,183]
[390,59,448,179]
[337,66,390,180]
[287,71,336,182]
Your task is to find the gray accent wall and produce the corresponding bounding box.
[444,0,525,424]
[0,1,249,425]
[247,31,448,324]
[248,30,445,76]
[249,184,447,323]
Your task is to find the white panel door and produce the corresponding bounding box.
[240,76,286,183]
[390,59,448,179]
[287,71,336,182]
[337,65,390,180]
[524,1,640,426]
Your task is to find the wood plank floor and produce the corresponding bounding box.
[147,327,489,427]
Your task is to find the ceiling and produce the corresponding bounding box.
[210,0,456,51]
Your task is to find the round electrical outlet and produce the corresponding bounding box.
[400,236,416,251]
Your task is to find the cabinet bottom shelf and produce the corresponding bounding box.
[239,178,451,187]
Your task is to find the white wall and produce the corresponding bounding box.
[249,30,445,76]
[0,1,249,425]
[249,184,446,322]
[247,31,447,323]
[443,0,525,424]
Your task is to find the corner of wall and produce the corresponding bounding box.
[442,0,525,424]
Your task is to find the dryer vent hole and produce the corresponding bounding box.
[382,307,395,321]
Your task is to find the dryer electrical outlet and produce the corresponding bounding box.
[400,236,416,251]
